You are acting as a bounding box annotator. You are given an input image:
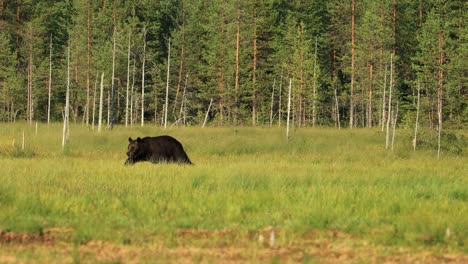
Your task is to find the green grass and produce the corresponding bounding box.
[0,122,466,251]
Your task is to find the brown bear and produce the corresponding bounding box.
[125,136,192,165]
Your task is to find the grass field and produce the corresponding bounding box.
[0,122,467,263]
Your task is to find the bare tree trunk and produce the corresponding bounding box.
[350,0,356,129]
[154,81,158,126]
[179,74,188,125]
[391,101,399,152]
[107,87,110,125]
[217,11,226,125]
[130,58,136,126]
[367,46,374,128]
[85,0,91,126]
[332,49,340,129]
[252,1,257,126]
[334,83,340,130]
[270,79,275,127]
[381,64,387,132]
[298,32,304,128]
[141,26,147,127]
[312,35,318,127]
[164,38,171,129]
[47,35,52,125]
[278,69,283,127]
[437,27,444,159]
[286,79,292,142]
[173,45,184,117]
[92,72,97,130]
[110,25,116,129]
[413,80,420,152]
[125,29,131,127]
[234,4,240,125]
[173,4,185,118]
[62,44,71,150]
[27,25,33,124]
[203,98,213,128]
[73,35,79,125]
[386,54,393,150]
[98,73,104,132]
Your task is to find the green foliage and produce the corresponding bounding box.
[0,0,466,128]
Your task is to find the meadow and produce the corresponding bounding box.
[0,122,467,262]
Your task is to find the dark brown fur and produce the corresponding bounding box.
[125,136,192,165]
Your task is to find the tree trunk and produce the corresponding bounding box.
[203,98,213,128]
[381,64,387,132]
[413,80,420,151]
[391,100,399,151]
[173,45,184,118]
[154,81,158,126]
[86,0,91,126]
[141,26,147,127]
[164,38,171,128]
[312,36,318,127]
[107,87,110,125]
[349,0,355,129]
[386,54,393,150]
[179,74,188,126]
[278,69,283,127]
[62,44,71,150]
[269,79,275,127]
[286,79,292,142]
[109,25,116,129]
[252,1,257,126]
[92,73,98,130]
[437,27,444,159]
[125,29,131,127]
[27,25,33,124]
[234,4,240,125]
[299,25,305,128]
[367,46,374,128]
[98,73,104,132]
[47,35,52,125]
[130,58,136,126]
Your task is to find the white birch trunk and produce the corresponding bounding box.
[109,26,116,129]
[164,38,171,128]
[286,79,292,142]
[107,87,110,126]
[413,80,420,151]
[92,72,98,130]
[312,36,318,127]
[47,35,52,125]
[334,83,340,130]
[125,29,131,127]
[98,73,104,132]
[381,64,387,132]
[278,70,283,127]
[130,60,135,126]
[141,26,147,127]
[179,74,188,126]
[270,79,275,127]
[202,98,213,128]
[62,44,70,150]
[391,101,399,152]
[385,55,393,149]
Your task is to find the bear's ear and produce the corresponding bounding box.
[137,137,142,142]
[128,137,133,142]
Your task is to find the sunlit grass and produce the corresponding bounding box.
[0,122,466,250]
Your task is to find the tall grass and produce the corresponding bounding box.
[0,122,466,249]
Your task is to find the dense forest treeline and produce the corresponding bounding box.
[0,0,466,129]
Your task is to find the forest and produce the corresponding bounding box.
[0,0,466,129]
